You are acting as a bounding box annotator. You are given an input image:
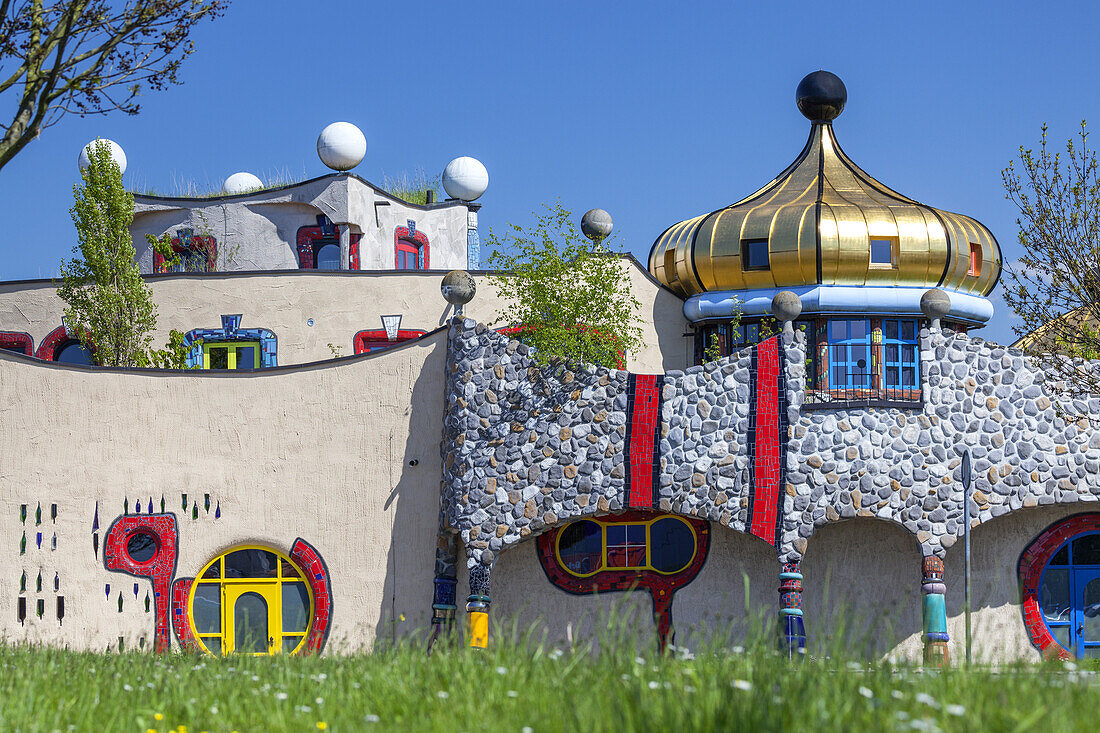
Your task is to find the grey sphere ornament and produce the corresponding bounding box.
[441,270,476,306]
[770,290,803,323]
[796,70,847,123]
[581,209,613,243]
[920,288,952,321]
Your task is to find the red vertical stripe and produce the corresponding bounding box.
[750,338,781,543]
[628,374,660,508]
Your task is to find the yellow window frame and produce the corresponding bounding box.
[555,515,698,579]
[202,341,261,370]
[187,545,314,656]
[868,235,899,269]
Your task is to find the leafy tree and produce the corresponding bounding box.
[1003,121,1100,397]
[0,0,228,171]
[57,139,187,367]
[487,202,644,369]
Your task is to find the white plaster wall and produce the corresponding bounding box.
[0,258,689,372]
[131,175,470,274]
[0,334,447,652]
[801,518,925,660]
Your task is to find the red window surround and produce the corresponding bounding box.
[297,215,350,270]
[0,331,33,355]
[1018,513,1100,660]
[394,226,429,270]
[153,230,217,273]
[536,510,709,650]
[353,329,427,355]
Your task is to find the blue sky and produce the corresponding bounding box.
[1,0,1097,346]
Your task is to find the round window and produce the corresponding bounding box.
[126,531,158,564]
[649,517,697,574]
[188,547,313,656]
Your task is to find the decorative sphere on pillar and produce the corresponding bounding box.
[581,209,613,243]
[920,288,952,322]
[223,172,263,194]
[78,138,127,175]
[796,70,847,123]
[441,270,476,306]
[442,157,489,201]
[770,290,803,323]
[316,122,366,171]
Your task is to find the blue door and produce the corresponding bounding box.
[1075,569,1100,658]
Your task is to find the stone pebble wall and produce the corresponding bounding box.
[782,327,1100,562]
[444,317,1100,570]
[442,319,631,568]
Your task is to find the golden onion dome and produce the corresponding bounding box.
[649,72,1002,324]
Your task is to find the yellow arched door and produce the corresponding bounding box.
[189,546,313,656]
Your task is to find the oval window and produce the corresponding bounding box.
[188,546,313,656]
[557,520,602,576]
[649,517,696,574]
[126,531,158,564]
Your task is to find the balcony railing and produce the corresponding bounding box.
[803,363,922,410]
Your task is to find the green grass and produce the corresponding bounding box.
[0,623,1096,733]
[380,168,441,205]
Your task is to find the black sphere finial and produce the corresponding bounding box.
[796,70,847,123]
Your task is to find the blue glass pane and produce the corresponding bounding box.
[829,321,846,340]
[1074,535,1100,565]
[870,239,892,264]
[626,524,645,545]
[224,549,278,578]
[559,521,602,575]
[193,584,221,633]
[56,341,92,365]
[902,367,916,386]
[282,582,310,633]
[605,524,625,546]
[234,592,268,653]
[849,320,868,339]
[885,345,899,362]
[235,346,255,370]
[903,345,916,363]
[884,321,898,340]
[649,518,695,574]
[902,321,916,340]
[315,243,339,270]
[886,367,899,385]
[1051,545,1070,566]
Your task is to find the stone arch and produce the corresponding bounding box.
[801,517,924,659]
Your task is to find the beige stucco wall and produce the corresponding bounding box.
[0,258,690,372]
[0,333,447,652]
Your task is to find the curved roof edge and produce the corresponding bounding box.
[131,171,474,212]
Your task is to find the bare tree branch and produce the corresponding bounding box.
[0,0,227,172]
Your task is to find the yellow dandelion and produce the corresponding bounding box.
[317,723,327,730]
[146,729,156,733]
[154,713,164,721]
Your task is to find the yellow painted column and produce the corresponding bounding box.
[466,565,491,649]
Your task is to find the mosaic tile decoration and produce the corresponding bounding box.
[349,233,361,270]
[536,511,709,649]
[1017,513,1100,660]
[170,577,198,651]
[152,228,216,273]
[182,314,277,369]
[353,329,427,355]
[0,331,32,356]
[778,561,805,654]
[747,336,787,546]
[33,326,72,361]
[625,374,661,509]
[296,214,339,270]
[102,513,178,652]
[393,225,430,269]
[290,538,333,654]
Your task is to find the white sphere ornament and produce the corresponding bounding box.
[223,171,263,194]
[316,122,366,171]
[442,156,488,201]
[77,138,127,175]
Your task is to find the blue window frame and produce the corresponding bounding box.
[882,319,919,389]
[183,315,277,370]
[827,319,871,389]
[1039,533,1100,658]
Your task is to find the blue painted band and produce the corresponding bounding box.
[925,632,950,642]
[778,572,803,580]
[779,608,804,617]
[684,285,994,325]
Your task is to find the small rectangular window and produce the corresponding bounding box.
[203,342,261,370]
[969,243,982,276]
[740,239,770,270]
[869,237,897,268]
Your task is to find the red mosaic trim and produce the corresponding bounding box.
[349,233,361,270]
[290,538,333,654]
[0,331,32,355]
[749,337,782,544]
[103,513,178,653]
[353,329,428,355]
[394,226,430,269]
[626,374,661,508]
[34,326,70,360]
[536,511,709,649]
[153,232,217,273]
[170,577,200,651]
[1018,513,1100,660]
[297,221,340,270]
